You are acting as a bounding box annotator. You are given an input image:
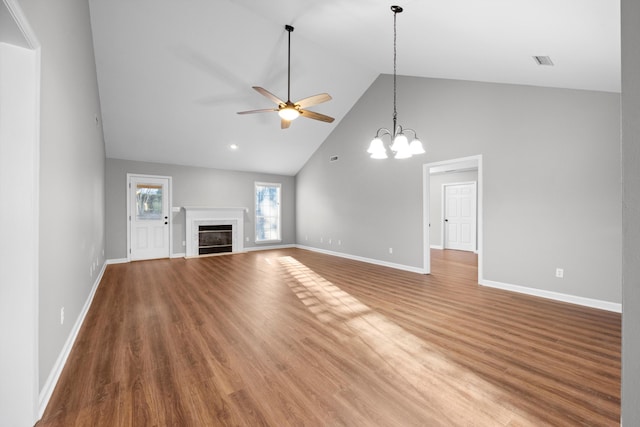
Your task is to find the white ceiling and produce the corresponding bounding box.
[88,0,620,176]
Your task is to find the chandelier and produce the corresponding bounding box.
[367,5,425,159]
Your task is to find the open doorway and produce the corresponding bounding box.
[423,155,483,282]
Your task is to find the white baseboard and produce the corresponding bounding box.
[296,245,426,275]
[480,279,622,313]
[38,261,107,417]
[109,254,188,262]
[245,244,296,252]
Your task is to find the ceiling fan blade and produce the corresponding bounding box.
[295,93,332,109]
[253,86,285,106]
[237,108,278,115]
[299,109,335,123]
[281,119,291,129]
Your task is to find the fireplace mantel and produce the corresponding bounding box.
[183,206,248,213]
[183,207,247,257]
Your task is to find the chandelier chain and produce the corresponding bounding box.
[393,9,398,133]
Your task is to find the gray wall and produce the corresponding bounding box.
[622,0,640,422]
[297,75,621,304]
[429,170,478,247]
[17,0,107,393]
[106,158,296,259]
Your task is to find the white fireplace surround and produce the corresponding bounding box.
[183,207,247,257]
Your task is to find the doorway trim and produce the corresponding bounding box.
[1,0,41,424]
[126,173,173,261]
[423,155,483,281]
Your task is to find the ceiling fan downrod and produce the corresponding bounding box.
[285,24,294,103]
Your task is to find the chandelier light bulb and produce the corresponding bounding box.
[370,150,389,159]
[409,138,425,154]
[368,138,388,158]
[394,144,413,159]
[367,137,386,154]
[390,133,409,152]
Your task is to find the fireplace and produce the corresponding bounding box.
[183,207,247,257]
[198,224,232,255]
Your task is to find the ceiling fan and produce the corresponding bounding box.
[237,24,335,129]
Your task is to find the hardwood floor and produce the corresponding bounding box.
[37,249,621,426]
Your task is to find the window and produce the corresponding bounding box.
[255,182,281,243]
[135,184,163,220]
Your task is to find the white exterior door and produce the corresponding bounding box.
[128,175,171,260]
[444,182,477,252]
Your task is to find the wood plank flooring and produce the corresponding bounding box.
[37,249,621,426]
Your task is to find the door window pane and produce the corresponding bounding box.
[136,184,163,220]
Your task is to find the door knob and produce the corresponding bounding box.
[444,219,448,222]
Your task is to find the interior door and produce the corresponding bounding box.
[129,175,170,260]
[444,182,477,252]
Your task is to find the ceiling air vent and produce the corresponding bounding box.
[329,155,339,162]
[533,56,554,66]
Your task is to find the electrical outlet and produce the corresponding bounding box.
[182,240,186,246]
[320,237,323,243]
[245,237,249,242]
[329,238,332,245]
[555,268,564,279]
[389,247,393,254]
[60,307,64,325]
[338,240,341,246]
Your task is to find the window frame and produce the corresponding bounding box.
[254,181,282,244]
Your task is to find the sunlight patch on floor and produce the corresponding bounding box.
[277,255,539,426]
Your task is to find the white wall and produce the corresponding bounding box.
[297,75,621,306]
[0,41,39,427]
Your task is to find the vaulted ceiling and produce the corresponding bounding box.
[88,0,620,176]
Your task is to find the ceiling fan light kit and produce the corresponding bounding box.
[237,24,334,129]
[367,5,425,159]
[278,103,301,121]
